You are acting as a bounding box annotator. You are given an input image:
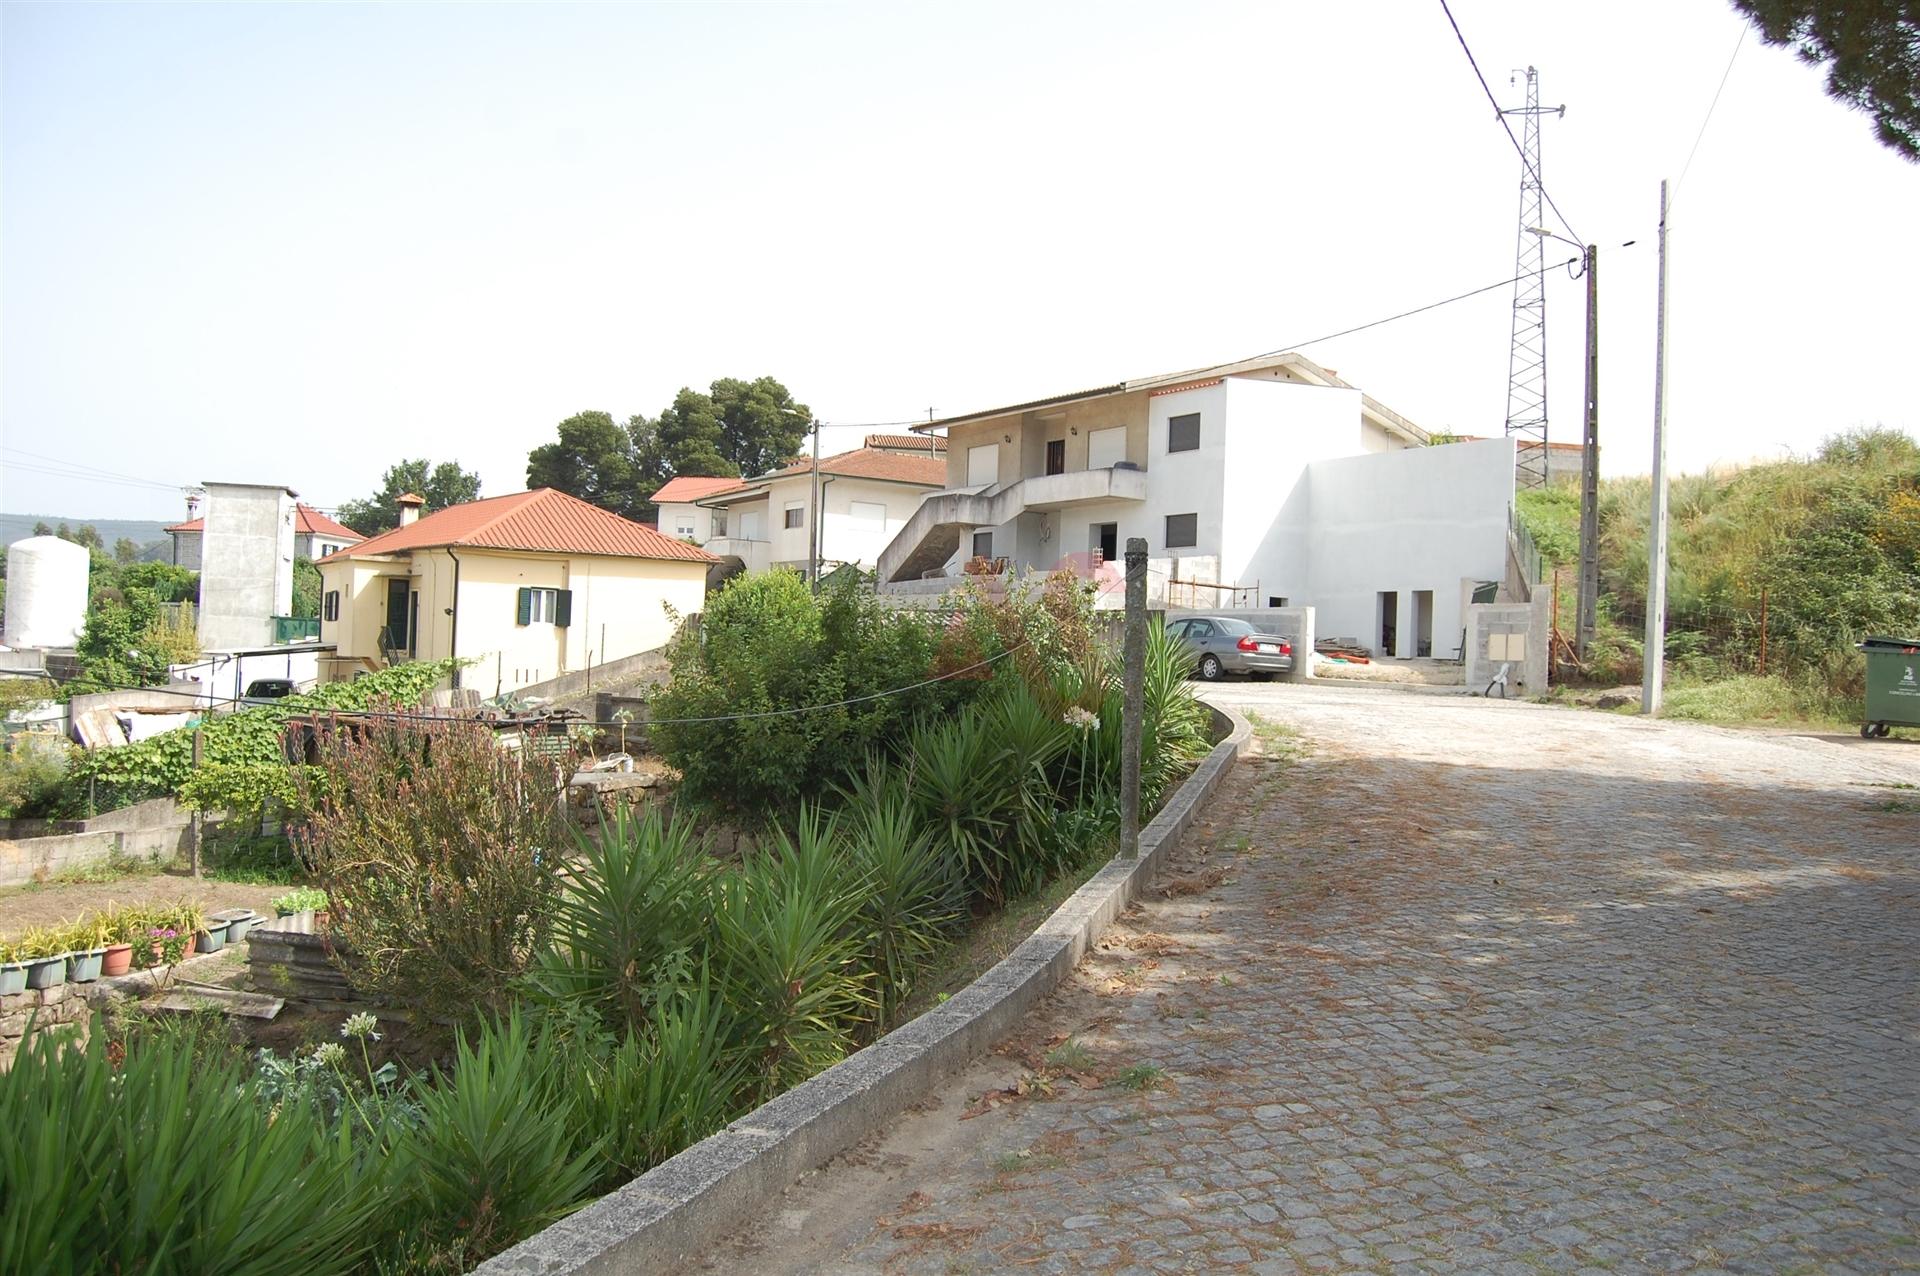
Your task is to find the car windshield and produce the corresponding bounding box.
[1211,618,1256,635]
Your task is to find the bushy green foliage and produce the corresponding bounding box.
[298,714,577,1025]
[652,569,965,819]
[67,658,458,812]
[0,1032,384,1276]
[292,556,323,619]
[0,743,70,819]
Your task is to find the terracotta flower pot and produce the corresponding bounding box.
[100,943,134,978]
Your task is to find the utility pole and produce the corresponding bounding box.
[1118,538,1147,860]
[1643,182,1672,715]
[808,423,822,593]
[1575,242,1600,660]
[1502,67,1566,492]
[188,728,204,878]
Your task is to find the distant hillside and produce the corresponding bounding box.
[0,513,174,558]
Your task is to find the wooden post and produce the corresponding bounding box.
[1758,586,1768,675]
[188,728,204,878]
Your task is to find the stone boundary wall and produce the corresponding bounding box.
[0,982,90,1071]
[513,648,670,705]
[477,701,1254,1276]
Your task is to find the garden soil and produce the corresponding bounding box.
[0,873,290,935]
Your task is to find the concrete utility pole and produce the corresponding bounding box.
[188,728,204,878]
[808,424,822,593]
[1643,181,1672,715]
[1119,538,1148,860]
[1575,243,1601,660]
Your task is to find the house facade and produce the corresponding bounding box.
[875,353,1520,659]
[647,435,946,580]
[167,502,363,569]
[316,488,713,693]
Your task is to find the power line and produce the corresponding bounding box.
[2,447,186,494]
[1436,0,1584,246]
[1674,27,1745,205]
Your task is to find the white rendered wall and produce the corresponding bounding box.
[657,501,713,544]
[817,478,929,570]
[198,484,296,652]
[1298,437,1514,656]
[1219,379,1361,601]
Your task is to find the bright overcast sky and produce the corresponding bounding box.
[3,0,1915,523]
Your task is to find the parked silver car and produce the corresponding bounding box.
[1168,616,1294,681]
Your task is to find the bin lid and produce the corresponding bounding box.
[1857,635,1920,652]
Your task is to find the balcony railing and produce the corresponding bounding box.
[272,616,321,644]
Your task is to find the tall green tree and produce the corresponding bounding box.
[337,460,483,535]
[113,537,139,564]
[526,412,646,520]
[525,377,812,523]
[1730,0,1920,161]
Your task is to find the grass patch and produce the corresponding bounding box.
[889,852,1109,1029]
[1659,675,1859,729]
[1045,1038,1096,1071]
[1246,712,1306,762]
[1108,1063,1165,1092]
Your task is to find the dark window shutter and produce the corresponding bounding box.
[1168,413,1201,453]
[554,589,573,628]
[516,587,533,625]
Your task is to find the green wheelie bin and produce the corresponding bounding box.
[1858,635,1920,738]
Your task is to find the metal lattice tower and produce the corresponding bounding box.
[1502,67,1563,490]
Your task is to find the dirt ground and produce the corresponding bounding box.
[0,872,293,935]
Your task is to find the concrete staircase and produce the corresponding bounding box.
[877,467,1150,585]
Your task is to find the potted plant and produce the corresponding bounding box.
[273,886,327,919]
[137,925,190,970]
[0,940,26,996]
[16,927,70,990]
[195,916,232,954]
[100,907,135,977]
[64,916,110,984]
[213,908,259,945]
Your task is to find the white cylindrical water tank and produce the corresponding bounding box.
[4,536,92,649]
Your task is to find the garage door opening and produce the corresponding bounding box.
[1414,590,1434,658]
[1378,591,1398,657]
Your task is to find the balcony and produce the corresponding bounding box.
[272,616,321,644]
[705,537,771,574]
[877,466,1148,584]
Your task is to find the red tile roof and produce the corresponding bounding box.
[864,433,947,452]
[344,489,716,562]
[651,475,748,503]
[165,503,365,539]
[767,448,947,486]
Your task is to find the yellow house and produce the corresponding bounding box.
[315,488,715,694]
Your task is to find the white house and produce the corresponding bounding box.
[648,435,947,581]
[874,353,1522,659]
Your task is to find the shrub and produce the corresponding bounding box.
[297,715,576,1024]
[0,1032,383,1276]
[838,763,965,1021]
[530,806,717,1033]
[652,569,965,820]
[0,744,70,820]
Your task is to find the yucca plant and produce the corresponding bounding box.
[532,805,716,1034]
[713,822,874,1101]
[0,1031,381,1276]
[906,708,1015,906]
[381,1009,604,1272]
[561,980,748,1191]
[840,764,964,1023]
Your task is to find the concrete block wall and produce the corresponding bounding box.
[0,798,194,887]
[1464,593,1551,696]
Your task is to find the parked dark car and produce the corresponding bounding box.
[1168,616,1294,681]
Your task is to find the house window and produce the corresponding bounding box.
[972,531,993,559]
[1268,596,1288,608]
[849,500,887,526]
[516,587,573,627]
[711,508,728,536]
[674,518,696,538]
[1168,413,1200,453]
[784,505,805,529]
[1046,439,1066,475]
[323,590,339,622]
[1165,513,1198,548]
[966,443,999,487]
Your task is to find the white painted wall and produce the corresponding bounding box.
[656,501,713,544]
[170,648,321,709]
[1296,436,1515,657]
[199,483,296,652]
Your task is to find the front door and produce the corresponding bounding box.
[384,578,409,655]
[1046,439,1066,475]
[1092,522,1118,564]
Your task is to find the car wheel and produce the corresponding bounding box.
[1198,654,1224,681]
[1863,723,1878,739]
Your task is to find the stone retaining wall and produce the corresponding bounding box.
[0,981,91,1071]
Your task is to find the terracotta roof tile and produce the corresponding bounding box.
[767,448,947,486]
[345,489,715,563]
[650,475,748,503]
[166,504,365,540]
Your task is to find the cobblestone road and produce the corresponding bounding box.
[711,686,1920,1275]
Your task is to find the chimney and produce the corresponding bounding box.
[185,491,202,521]
[396,492,426,527]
